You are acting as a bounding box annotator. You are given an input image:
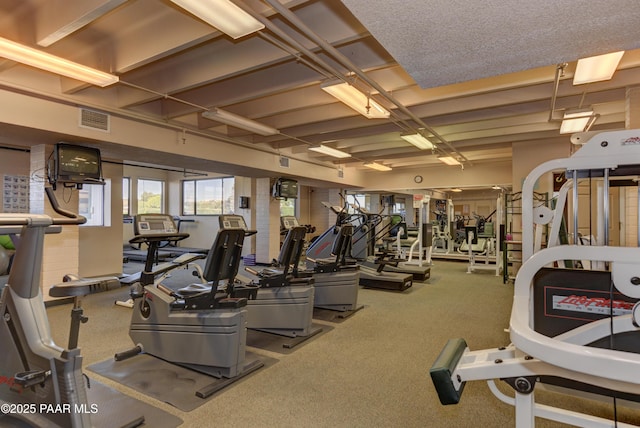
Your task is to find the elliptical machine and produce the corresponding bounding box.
[0,187,143,428]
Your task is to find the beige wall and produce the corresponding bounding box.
[623,87,640,246]
[623,187,638,247]
[0,148,30,185]
[511,139,571,195]
[307,188,345,240]
[297,185,312,226]
[79,161,124,277]
[510,139,571,241]
[360,161,512,192]
[0,89,366,188]
[0,148,30,215]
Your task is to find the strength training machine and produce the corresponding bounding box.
[430,129,640,427]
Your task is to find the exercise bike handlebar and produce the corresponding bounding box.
[0,187,86,227]
[129,233,188,244]
[45,187,87,225]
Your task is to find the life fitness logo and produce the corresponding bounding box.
[621,136,640,145]
[311,242,330,257]
[0,373,21,393]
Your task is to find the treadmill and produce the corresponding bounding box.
[357,257,413,291]
[163,216,209,255]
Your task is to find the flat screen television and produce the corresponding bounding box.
[50,143,103,189]
[272,178,298,199]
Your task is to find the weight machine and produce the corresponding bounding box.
[431,198,455,254]
[430,129,640,427]
[463,198,503,275]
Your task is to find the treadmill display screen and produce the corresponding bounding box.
[222,216,247,230]
[136,215,177,234]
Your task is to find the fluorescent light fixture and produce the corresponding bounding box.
[450,188,462,193]
[364,162,392,171]
[309,145,351,158]
[202,108,279,136]
[0,36,118,87]
[438,156,461,166]
[560,108,594,134]
[321,80,390,119]
[573,51,624,85]
[400,132,434,150]
[171,0,264,39]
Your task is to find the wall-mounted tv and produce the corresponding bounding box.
[272,178,298,200]
[49,143,104,189]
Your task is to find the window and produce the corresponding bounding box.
[182,177,234,215]
[137,179,164,213]
[78,179,111,227]
[122,177,130,216]
[280,198,296,217]
[346,194,366,214]
[392,200,406,217]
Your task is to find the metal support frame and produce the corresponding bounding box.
[433,130,640,427]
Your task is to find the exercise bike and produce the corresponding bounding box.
[219,214,321,343]
[0,187,143,428]
[116,214,262,381]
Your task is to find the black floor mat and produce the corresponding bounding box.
[313,306,365,323]
[0,380,182,428]
[246,323,331,354]
[88,352,275,412]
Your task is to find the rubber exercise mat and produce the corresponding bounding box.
[88,352,275,412]
[0,380,182,428]
[246,323,332,354]
[312,306,365,323]
[88,380,183,427]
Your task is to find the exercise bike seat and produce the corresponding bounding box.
[177,282,213,296]
[148,252,207,277]
[50,275,121,298]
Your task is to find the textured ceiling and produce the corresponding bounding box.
[342,0,640,88]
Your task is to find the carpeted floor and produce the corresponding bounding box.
[43,260,640,427]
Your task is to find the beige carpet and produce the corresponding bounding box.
[44,260,640,427]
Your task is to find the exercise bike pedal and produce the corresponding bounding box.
[14,369,51,388]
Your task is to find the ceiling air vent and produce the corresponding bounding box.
[279,156,290,168]
[79,108,110,132]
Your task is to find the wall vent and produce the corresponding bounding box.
[79,108,110,132]
[279,156,290,168]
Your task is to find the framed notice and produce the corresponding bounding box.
[3,175,29,213]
